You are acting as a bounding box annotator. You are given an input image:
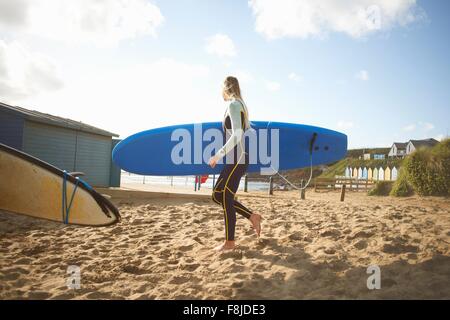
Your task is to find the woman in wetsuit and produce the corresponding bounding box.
[208,76,262,251]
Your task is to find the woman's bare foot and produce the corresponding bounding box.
[214,240,235,252]
[249,213,262,237]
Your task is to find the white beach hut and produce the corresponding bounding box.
[345,167,350,178]
[385,167,391,181]
[378,167,385,180]
[358,167,363,179]
[363,167,368,179]
[373,168,378,181]
[391,167,398,181]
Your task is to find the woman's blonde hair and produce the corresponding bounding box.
[223,76,251,130]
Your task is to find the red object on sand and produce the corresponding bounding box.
[195,175,209,184]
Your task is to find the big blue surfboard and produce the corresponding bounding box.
[112,121,347,176]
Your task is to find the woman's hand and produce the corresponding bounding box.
[208,155,219,168]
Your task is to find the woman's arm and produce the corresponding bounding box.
[215,100,244,160]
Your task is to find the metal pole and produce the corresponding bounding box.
[244,174,248,192]
[268,176,273,195]
[340,184,346,202]
[300,179,305,200]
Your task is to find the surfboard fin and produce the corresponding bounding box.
[309,132,318,155]
[69,171,85,177]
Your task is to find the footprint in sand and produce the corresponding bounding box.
[219,250,243,260]
[167,259,179,265]
[347,230,374,240]
[320,229,341,239]
[287,232,303,241]
[179,263,200,272]
[388,211,404,220]
[354,240,368,250]
[168,275,191,285]
[382,243,419,254]
[192,236,204,244]
[2,272,21,281]
[178,244,194,252]
[21,245,46,256]
[14,257,33,265]
[382,278,398,288]
[27,291,52,299]
[50,292,77,300]
[407,253,418,260]
[109,227,123,234]
[85,291,114,299]
[159,223,171,229]
[121,264,147,275]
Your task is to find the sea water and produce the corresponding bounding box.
[120,171,269,191]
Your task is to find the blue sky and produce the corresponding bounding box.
[0,0,449,148]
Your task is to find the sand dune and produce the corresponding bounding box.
[0,190,449,299]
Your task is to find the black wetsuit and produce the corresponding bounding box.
[212,99,253,241]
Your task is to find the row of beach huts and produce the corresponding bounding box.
[344,166,399,181]
[342,138,442,182]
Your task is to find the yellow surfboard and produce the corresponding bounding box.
[0,143,120,226]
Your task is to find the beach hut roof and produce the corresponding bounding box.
[0,101,119,137]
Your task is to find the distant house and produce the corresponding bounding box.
[406,138,439,155]
[388,142,407,158]
[0,101,120,187]
[363,153,371,160]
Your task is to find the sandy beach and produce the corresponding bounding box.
[1,189,449,300]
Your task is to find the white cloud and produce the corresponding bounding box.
[403,122,435,133]
[355,70,369,81]
[265,81,280,92]
[0,0,164,47]
[0,40,63,100]
[337,121,354,129]
[248,0,425,39]
[403,123,416,132]
[288,72,302,82]
[17,58,216,138]
[421,122,435,131]
[0,0,28,28]
[205,34,237,58]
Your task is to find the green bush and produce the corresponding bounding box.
[431,139,450,195]
[404,139,449,196]
[390,168,414,197]
[368,181,393,196]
